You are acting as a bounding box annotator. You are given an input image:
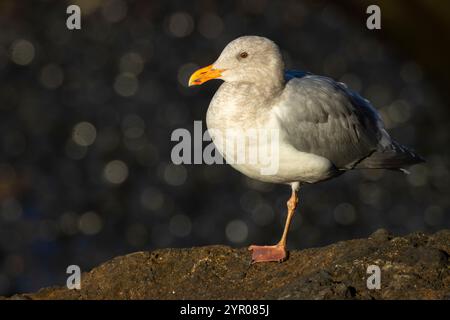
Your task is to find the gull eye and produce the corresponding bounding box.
[239,51,248,59]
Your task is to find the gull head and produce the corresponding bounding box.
[189,36,284,87]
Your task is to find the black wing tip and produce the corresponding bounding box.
[355,145,425,170]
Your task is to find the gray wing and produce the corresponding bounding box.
[276,75,386,169]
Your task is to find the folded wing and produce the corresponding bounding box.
[276,73,423,170]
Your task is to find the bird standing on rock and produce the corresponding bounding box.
[188,36,424,263]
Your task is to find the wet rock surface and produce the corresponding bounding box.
[6,229,449,300]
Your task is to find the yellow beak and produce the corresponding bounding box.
[188,65,224,86]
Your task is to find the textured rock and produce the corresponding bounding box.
[6,229,450,300]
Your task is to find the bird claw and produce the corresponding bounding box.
[248,244,288,263]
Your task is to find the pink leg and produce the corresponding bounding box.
[249,188,299,263]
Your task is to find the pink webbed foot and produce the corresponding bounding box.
[248,244,288,263]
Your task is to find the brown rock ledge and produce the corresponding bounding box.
[6,229,450,300]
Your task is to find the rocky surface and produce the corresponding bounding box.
[6,229,450,300]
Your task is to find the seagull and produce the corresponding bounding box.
[188,36,424,263]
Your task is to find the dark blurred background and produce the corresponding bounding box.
[0,0,449,296]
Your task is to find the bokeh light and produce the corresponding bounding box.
[10,39,35,66]
[114,73,139,97]
[72,122,97,146]
[39,64,64,89]
[79,211,103,235]
[225,219,249,243]
[167,12,194,38]
[104,160,129,184]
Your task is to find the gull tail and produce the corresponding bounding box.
[355,140,425,171]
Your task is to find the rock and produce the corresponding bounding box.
[5,229,450,300]
[369,228,393,242]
